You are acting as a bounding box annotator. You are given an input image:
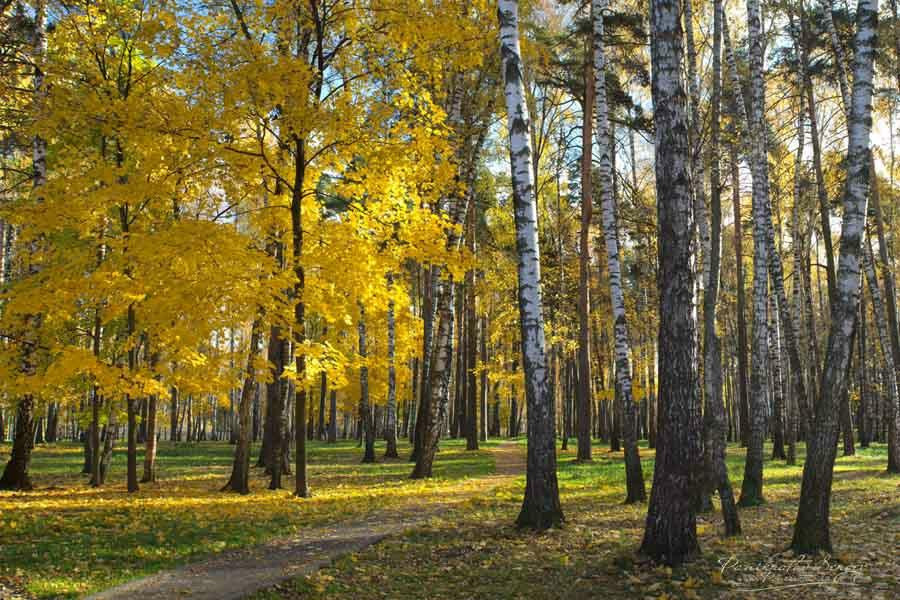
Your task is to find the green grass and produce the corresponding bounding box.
[0,438,495,599]
[251,440,900,600]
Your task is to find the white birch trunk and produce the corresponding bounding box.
[498,0,562,528]
[385,274,399,458]
[684,0,711,293]
[737,0,770,507]
[793,0,878,555]
[592,0,644,503]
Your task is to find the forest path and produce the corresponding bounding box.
[85,441,525,600]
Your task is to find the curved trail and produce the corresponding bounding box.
[86,442,524,600]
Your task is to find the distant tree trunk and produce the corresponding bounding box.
[560,355,569,451]
[411,265,436,461]
[730,144,750,448]
[453,289,466,439]
[863,242,900,470]
[858,293,871,448]
[266,322,288,488]
[789,102,805,461]
[411,81,481,477]
[769,295,786,460]
[45,404,58,443]
[480,317,489,442]
[141,395,158,483]
[405,357,417,441]
[702,0,741,536]
[492,383,502,437]
[125,306,139,494]
[796,8,837,307]
[412,272,455,476]
[577,41,594,463]
[328,389,337,443]
[359,306,376,463]
[318,372,327,441]
[735,0,769,508]
[499,0,563,529]
[640,0,702,565]
[170,385,179,442]
[291,139,309,499]
[792,0,878,555]
[386,276,400,458]
[465,204,479,451]
[593,0,642,501]
[868,160,900,471]
[89,308,104,485]
[96,423,116,486]
[223,319,262,494]
[684,0,710,355]
[648,343,656,449]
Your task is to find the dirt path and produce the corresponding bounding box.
[86,442,525,600]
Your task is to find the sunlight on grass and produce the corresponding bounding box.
[0,439,494,599]
[249,441,899,600]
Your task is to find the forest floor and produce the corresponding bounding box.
[0,438,502,599]
[248,441,899,600]
[1,440,898,600]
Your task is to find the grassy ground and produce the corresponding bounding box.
[0,438,496,598]
[250,441,899,600]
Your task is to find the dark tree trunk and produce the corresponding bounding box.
[858,295,870,447]
[701,0,740,536]
[170,386,179,442]
[411,265,436,462]
[359,307,376,464]
[328,389,337,443]
[45,403,58,443]
[0,396,35,491]
[266,322,288,488]
[480,318,489,442]
[452,290,465,439]
[223,320,262,494]
[640,0,702,565]
[126,396,138,493]
[90,388,102,486]
[731,146,751,448]
[318,372,327,441]
[577,47,594,463]
[770,296,787,461]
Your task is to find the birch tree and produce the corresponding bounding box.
[736,0,770,508]
[792,0,878,555]
[385,275,399,458]
[498,0,563,529]
[640,0,702,565]
[592,0,644,503]
[223,321,263,494]
[701,0,740,536]
[577,38,594,463]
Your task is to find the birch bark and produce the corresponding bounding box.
[792,0,878,555]
[498,0,563,528]
[593,0,644,502]
[640,0,702,565]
